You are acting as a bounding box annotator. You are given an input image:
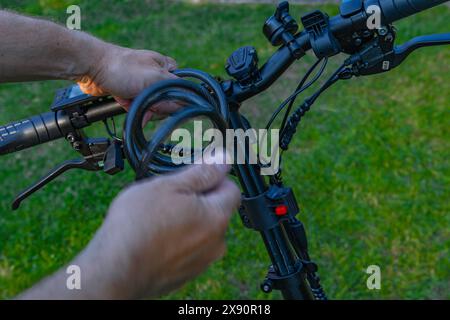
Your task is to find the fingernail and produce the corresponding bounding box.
[168,63,177,71]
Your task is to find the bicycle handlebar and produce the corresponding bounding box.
[0,0,448,155]
[0,101,124,155]
[0,0,447,299]
[227,0,448,102]
[373,0,448,23]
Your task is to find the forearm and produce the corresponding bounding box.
[0,10,106,82]
[17,230,133,300]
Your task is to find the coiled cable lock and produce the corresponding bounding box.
[123,68,229,180]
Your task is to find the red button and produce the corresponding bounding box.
[275,205,288,216]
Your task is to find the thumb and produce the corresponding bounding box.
[167,150,231,193]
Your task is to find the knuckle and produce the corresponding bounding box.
[197,164,220,186]
[224,179,242,208]
[230,183,241,203]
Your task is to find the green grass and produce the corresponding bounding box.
[0,0,449,299]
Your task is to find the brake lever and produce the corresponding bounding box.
[393,33,450,67]
[12,158,100,210]
[12,135,125,210]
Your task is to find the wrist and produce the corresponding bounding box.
[73,236,133,299]
[18,227,137,300]
[67,30,108,81]
[72,218,155,299]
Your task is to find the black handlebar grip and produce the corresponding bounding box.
[373,0,449,24]
[0,101,124,156]
[0,112,65,156]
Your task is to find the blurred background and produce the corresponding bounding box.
[0,0,448,299]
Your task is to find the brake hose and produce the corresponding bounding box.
[123,68,229,180]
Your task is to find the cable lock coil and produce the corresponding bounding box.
[123,69,229,180]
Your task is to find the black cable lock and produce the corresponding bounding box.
[123,69,229,180]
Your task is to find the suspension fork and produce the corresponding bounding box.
[228,110,315,300]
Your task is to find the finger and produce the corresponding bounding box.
[110,97,156,126]
[139,69,177,91]
[111,97,154,126]
[151,52,177,71]
[148,51,168,68]
[166,150,231,193]
[143,100,184,126]
[150,100,185,116]
[202,179,241,220]
[169,162,230,194]
[142,110,154,126]
[159,69,179,80]
[165,56,178,71]
[115,69,179,101]
[113,96,133,109]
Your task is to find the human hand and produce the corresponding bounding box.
[78,44,180,121]
[77,153,241,299]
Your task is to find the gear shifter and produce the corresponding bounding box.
[347,29,450,76]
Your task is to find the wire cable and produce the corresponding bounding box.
[265,58,328,131]
[280,63,346,152]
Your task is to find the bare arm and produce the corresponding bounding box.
[0,10,104,82]
[0,10,177,102]
[18,158,240,299]
[1,11,240,300]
